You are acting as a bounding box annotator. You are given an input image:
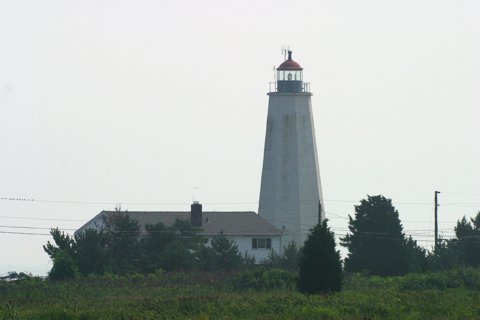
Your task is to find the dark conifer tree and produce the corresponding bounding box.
[298,219,342,294]
[102,211,141,273]
[451,212,480,267]
[48,250,79,280]
[43,228,75,258]
[341,195,409,276]
[138,222,175,273]
[404,236,428,273]
[210,231,243,271]
[73,229,107,275]
[44,228,79,280]
[261,241,301,272]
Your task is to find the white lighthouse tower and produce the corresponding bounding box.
[258,51,325,247]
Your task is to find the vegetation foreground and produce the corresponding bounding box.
[1,268,480,320]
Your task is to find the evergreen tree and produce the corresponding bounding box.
[404,236,428,273]
[451,212,480,267]
[44,228,79,280]
[210,231,243,271]
[341,195,409,276]
[261,250,282,269]
[48,250,79,280]
[261,241,301,272]
[298,219,342,294]
[170,219,205,251]
[138,222,175,273]
[102,211,141,273]
[195,245,218,271]
[43,228,75,258]
[160,240,194,271]
[281,241,301,271]
[426,237,460,271]
[73,229,107,275]
[143,219,205,272]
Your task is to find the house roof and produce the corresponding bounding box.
[76,210,282,236]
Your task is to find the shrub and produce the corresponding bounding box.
[229,268,297,291]
[397,268,480,291]
[343,267,480,292]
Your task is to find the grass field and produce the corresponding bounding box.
[1,268,480,319]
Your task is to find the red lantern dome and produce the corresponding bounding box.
[278,51,303,70]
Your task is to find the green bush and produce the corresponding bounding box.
[229,268,297,291]
[344,267,480,291]
[397,268,480,291]
[0,304,19,320]
[2,270,480,319]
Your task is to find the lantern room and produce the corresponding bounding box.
[276,51,304,93]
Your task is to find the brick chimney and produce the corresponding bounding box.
[191,201,202,227]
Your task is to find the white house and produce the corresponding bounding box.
[76,202,283,262]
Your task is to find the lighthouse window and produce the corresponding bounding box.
[278,70,302,81]
[252,238,272,249]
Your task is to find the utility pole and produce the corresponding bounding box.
[434,191,440,253]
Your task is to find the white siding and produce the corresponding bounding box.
[75,217,104,235]
[206,235,282,263]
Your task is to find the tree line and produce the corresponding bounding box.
[43,211,251,279]
[44,195,480,294]
[341,195,480,275]
[297,195,480,294]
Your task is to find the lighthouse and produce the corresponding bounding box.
[258,51,325,247]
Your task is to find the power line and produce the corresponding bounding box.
[0,221,459,241]
[0,230,50,236]
[325,211,349,220]
[3,195,479,207]
[0,225,76,231]
[442,192,480,196]
[0,223,455,235]
[323,213,457,224]
[0,215,84,222]
[0,210,464,225]
[0,219,472,245]
[0,229,466,244]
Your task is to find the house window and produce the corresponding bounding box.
[252,238,271,249]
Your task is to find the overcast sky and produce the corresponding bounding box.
[1,0,479,275]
